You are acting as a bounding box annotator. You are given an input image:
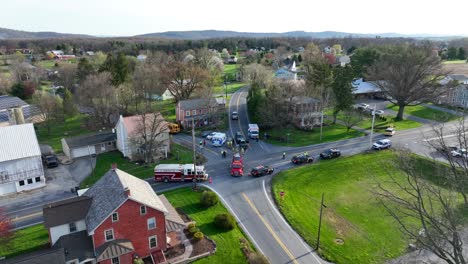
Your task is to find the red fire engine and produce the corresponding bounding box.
[154,164,208,183]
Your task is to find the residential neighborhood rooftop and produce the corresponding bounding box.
[0,123,41,163]
[43,196,92,228]
[63,132,116,148]
[178,98,223,109]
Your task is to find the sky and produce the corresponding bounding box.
[1,0,468,36]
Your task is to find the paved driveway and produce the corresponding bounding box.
[64,156,95,185]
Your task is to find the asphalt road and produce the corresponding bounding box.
[3,85,463,263]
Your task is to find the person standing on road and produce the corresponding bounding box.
[282,152,286,159]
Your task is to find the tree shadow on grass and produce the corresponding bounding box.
[177,203,209,215]
[197,222,233,236]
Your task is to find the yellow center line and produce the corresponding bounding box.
[242,193,299,264]
[11,211,43,222]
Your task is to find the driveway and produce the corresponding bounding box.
[64,156,95,185]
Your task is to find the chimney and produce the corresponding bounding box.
[124,187,130,196]
[111,163,117,171]
[14,107,25,124]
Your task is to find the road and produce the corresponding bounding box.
[3,86,462,263]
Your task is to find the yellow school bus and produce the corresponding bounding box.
[168,123,181,134]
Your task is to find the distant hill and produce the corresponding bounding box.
[136,30,466,40]
[0,27,93,39]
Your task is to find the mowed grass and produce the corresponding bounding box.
[272,151,460,264]
[0,224,49,258]
[36,60,57,69]
[80,144,194,187]
[263,124,365,147]
[36,114,94,153]
[213,82,246,94]
[358,116,422,132]
[153,100,176,122]
[387,104,458,122]
[163,188,249,264]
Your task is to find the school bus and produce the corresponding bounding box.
[168,123,181,134]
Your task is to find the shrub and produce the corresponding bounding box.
[133,258,144,264]
[200,191,219,207]
[187,223,196,229]
[194,231,204,241]
[214,213,236,230]
[189,227,199,234]
[248,252,269,264]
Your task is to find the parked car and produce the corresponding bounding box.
[436,145,459,154]
[250,165,274,177]
[451,147,468,158]
[372,139,392,150]
[231,111,239,120]
[320,149,341,159]
[291,154,314,164]
[374,110,384,116]
[357,103,369,110]
[42,154,59,168]
[384,127,396,136]
[235,132,246,144]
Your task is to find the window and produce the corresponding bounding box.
[111,257,119,264]
[192,110,197,115]
[185,111,190,117]
[27,178,33,184]
[35,177,41,183]
[105,229,114,241]
[140,205,147,215]
[112,212,119,222]
[19,180,25,186]
[147,217,156,230]
[69,222,77,233]
[149,236,157,249]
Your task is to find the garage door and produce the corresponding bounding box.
[71,146,96,159]
[0,182,17,196]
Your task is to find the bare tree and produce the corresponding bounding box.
[33,91,63,135]
[341,109,364,132]
[78,72,118,128]
[132,63,164,111]
[0,208,14,251]
[367,44,448,120]
[160,60,210,102]
[375,150,466,264]
[57,63,77,91]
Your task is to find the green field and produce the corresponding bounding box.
[213,82,246,94]
[36,60,57,69]
[443,60,467,64]
[163,188,249,264]
[0,224,49,259]
[36,114,94,153]
[153,100,177,122]
[272,151,460,264]
[80,143,194,187]
[387,104,458,122]
[263,124,365,147]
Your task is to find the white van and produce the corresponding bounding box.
[211,132,227,147]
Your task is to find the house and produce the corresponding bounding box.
[445,74,468,85]
[40,168,187,264]
[115,114,170,161]
[289,96,322,129]
[0,95,40,126]
[323,53,337,65]
[337,55,350,66]
[352,78,384,99]
[61,132,117,160]
[275,61,298,80]
[440,84,468,108]
[176,98,226,128]
[161,89,174,101]
[0,123,45,196]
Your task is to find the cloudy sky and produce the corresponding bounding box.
[2,0,467,36]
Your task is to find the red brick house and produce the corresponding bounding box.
[176,98,226,128]
[41,167,187,264]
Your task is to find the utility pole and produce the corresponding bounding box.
[319,110,324,141]
[191,118,197,189]
[316,192,326,251]
[369,104,376,149]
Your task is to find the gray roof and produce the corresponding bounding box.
[43,196,92,228]
[178,98,220,110]
[449,74,468,81]
[159,194,187,232]
[64,132,116,149]
[53,231,94,262]
[0,123,41,163]
[0,248,65,264]
[0,95,27,110]
[83,169,168,233]
[95,239,134,261]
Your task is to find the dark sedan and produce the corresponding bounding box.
[291,154,314,164]
[320,149,341,159]
[250,165,274,177]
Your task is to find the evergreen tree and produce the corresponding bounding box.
[77,57,94,82]
[447,47,458,60]
[331,66,355,124]
[458,47,466,60]
[298,54,303,63]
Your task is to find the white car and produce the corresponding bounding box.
[451,148,468,158]
[374,110,384,116]
[372,139,392,150]
[384,127,396,136]
[206,132,218,140]
[357,103,369,110]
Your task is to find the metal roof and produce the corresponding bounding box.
[64,132,116,148]
[0,123,41,162]
[0,95,27,110]
[43,196,93,228]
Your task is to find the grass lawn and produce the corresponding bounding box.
[272,151,461,264]
[224,64,239,76]
[0,224,49,258]
[36,60,57,69]
[443,60,467,64]
[387,104,458,122]
[36,114,94,153]
[80,143,194,187]
[213,82,246,94]
[163,188,249,264]
[358,116,422,132]
[263,124,365,147]
[153,100,176,122]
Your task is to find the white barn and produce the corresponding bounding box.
[0,123,45,196]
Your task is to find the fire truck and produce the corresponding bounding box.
[154,164,208,183]
[230,153,244,177]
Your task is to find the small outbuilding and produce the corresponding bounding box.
[61,132,116,160]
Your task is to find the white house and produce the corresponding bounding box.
[115,114,170,161]
[162,89,174,101]
[441,84,468,108]
[0,123,45,196]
